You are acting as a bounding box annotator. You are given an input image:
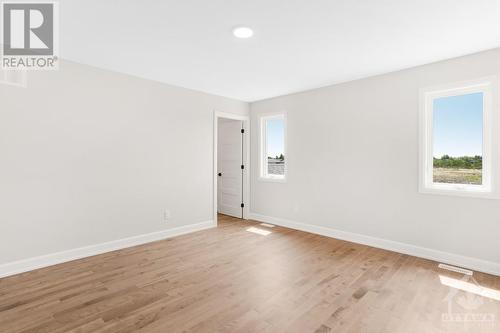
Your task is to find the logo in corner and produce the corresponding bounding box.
[441,273,496,329]
[1,2,59,70]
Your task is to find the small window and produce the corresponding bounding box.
[260,114,286,181]
[420,81,492,196]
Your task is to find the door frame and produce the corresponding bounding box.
[213,111,250,225]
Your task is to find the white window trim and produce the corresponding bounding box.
[259,113,287,182]
[419,80,493,198]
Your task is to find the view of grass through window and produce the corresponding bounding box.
[266,118,285,176]
[433,92,483,185]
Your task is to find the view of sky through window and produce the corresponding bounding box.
[433,92,483,158]
[266,118,284,158]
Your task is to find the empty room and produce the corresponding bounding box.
[1,1,500,332]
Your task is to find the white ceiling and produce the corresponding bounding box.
[61,0,500,102]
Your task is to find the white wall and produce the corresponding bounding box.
[0,60,248,266]
[250,48,500,273]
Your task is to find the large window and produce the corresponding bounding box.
[420,81,491,196]
[260,114,286,181]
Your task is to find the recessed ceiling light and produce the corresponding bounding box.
[233,27,253,39]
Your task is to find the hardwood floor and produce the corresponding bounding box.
[1,214,499,333]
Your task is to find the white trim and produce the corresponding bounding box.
[257,176,287,183]
[0,220,215,279]
[249,212,500,277]
[259,112,287,182]
[213,111,250,224]
[419,79,495,198]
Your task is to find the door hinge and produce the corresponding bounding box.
[241,165,244,169]
[241,203,245,208]
[241,129,245,134]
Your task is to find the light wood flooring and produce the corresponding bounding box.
[1,214,499,333]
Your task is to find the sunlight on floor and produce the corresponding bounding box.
[260,223,275,228]
[439,275,500,302]
[247,227,272,236]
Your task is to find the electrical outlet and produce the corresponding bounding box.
[164,209,171,221]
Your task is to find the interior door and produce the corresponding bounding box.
[217,119,243,218]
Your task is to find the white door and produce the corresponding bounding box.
[217,118,243,218]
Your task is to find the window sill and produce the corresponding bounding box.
[258,176,286,183]
[419,184,497,199]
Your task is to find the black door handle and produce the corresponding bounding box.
[218,173,222,177]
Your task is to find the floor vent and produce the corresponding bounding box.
[438,263,473,276]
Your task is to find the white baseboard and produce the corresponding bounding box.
[249,212,500,277]
[0,220,215,279]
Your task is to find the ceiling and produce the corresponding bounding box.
[60,0,500,102]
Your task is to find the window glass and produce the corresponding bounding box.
[432,92,483,185]
[265,117,285,177]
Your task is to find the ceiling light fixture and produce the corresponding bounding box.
[233,27,253,39]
